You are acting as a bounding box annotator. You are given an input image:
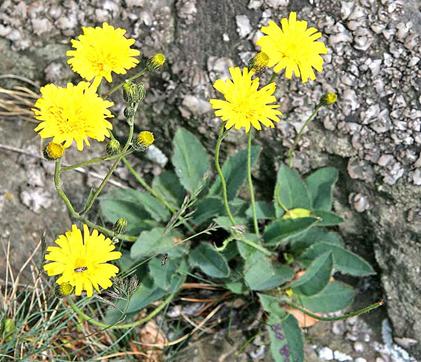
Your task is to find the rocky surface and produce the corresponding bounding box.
[0,0,420,359]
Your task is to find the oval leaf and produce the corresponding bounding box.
[189,243,230,278]
[299,281,355,313]
[306,167,338,211]
[299,242,375,276]
[291,252,333,296]
[263,217,319,246]
[171,128,210,193]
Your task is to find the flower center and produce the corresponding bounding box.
[74,258,88,273]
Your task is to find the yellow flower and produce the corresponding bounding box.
[134,130,155,150]
[248,52,269,72]
[67,22,140,83]
[209,67,282,132]
[146,53,166,71]
[44,225,122,297]
[33,82,113,151]
[283,208,312,219]
[256,12,328,82]
[43,142,65,160]
[320,92,337,105]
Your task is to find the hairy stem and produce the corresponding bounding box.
[68,292,176,330]
[81,115,135,216]
[54,160,137,242]
[215,125,236,226]
[123,157,195,233]
[247,130,259,236]
[104,69,147,98]
[283,300,384,322]
[62,150,133,172]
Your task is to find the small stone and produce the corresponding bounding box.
[350,193,370,212]
[235,15,252,38]
[248,0,262,9]
[354,342,365,352]
[264,0,289,8]
[318,347,334,360]
[412,169,421,185]
[355,358,367,362]
[347,158,375,182]
[179,95,211,118]
[332,321,345,335]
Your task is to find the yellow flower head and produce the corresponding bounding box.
[135,130,155,150]
[44,225,122,297]
[256,12,328,82]
[33,82,113,151]
[43,142,65,160]
[67,22,140,83]
[209,67,282,132]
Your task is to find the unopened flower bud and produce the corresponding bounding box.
[124,105,136,119]
[283,208,312,220]
[113,217,128,235]
[57,282,73,296]
[122,81,145,104]
[133,131,154,151]
[248,52,269,73]
[106,139,121,156]
[320,92,337,106]
[43,142,64,160]
[146,53,166,71]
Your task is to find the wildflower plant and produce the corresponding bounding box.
[33,15,382,362]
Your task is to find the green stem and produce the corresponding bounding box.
[247,130,259,236]
[54,160,137,242]
[284,300,384,322]
[104,69,147,98]
[81,117,135,216]
[287,105,322,167]
[237,235,272,256]
[54,159,79,217]
[215,125,236,226]
[68,292,176,330]
[123,157,195,233]
[62,151,133,172]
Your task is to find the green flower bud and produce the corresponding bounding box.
[106,139,121,156]
[122,81,145,104]
[124,105,136,119]
[43,142,64,160]
[113,217,128,235]
[320,92,337,106]
[133,131,154,151]
[146,53,166,71]
[248,52,269,73]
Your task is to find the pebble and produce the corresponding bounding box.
[235,15,252,38]
[354,341,365,352]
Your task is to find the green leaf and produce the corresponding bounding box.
[236,234,263,260]
[99,191,153,235]
[189,243,230,278]
[266,315,304,362]
[225,281,247,294]
[312,210,343,226]
[246,201,275,220]
[306,167,338,211]
[274,164,311,211]
[100,188,169,223]
[259,294,304,362]
[125,276,167,314]
[244,252,294,291]
[171,128,210,193]
[131,228,182,260]
[299,281,355,313]
[152,170,185,207]
[299,242,375,276]
[209,146,260,200]
[289,228,344,252]
[259,294,287,318]
[290,252,333,296]
[192,197,225,225]
[148,257,187,292]
[263,217,319,246]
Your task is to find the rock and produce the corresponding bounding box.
[235,15,252,38]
